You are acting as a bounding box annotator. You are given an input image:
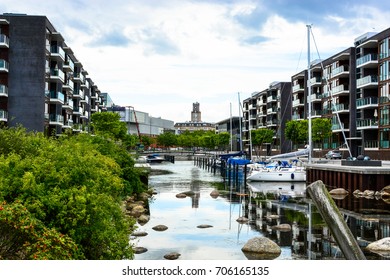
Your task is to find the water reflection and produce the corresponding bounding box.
[132,161,390,260]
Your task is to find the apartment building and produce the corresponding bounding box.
[0,14,105,135]
[242,81,292,156]
[243,27,390,160]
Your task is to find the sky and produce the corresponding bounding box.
[1,0,390,123]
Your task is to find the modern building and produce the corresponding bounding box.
[242,82,292,156]
[242,27,390,160]
[215,116,241,151]
[0,13,106,135]
[174,102,215,133]
[109,105,175,137]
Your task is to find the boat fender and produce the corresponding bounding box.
[291,173,294,180]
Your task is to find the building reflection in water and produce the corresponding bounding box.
[243,181,390,260]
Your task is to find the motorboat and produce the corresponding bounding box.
[246,159,306,182]
[145,154,165,163]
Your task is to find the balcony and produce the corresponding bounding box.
[356,118,378,129]
[50,68,65,83]
[63,119,74,129]
[0,59,9,72]
[356,96,378,109]
[292,84,304,93]
[310,93,322,102]
[331,84,349,96]
[73,106,83,115]
[62,99,74,110]
[357,75,378,89]
[292,99,304,107]
[63,59,75,72]
[364,140,379,149]
[309,76,322,85]
[266,120,278,127]
[332,103,349,113]
[292,113,304,120]
[332,122,349,132]
[50,45,65,61]
[49,114,64,126]
[356,53,378,68]
[49,91,65,104]
[0,110,8,121]
[0,84,8,97]
[0,34,9,48]
[331,65,349,78]
[267,96,277,103]
[266,107,277,114]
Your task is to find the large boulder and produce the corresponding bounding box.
[164,252,181,260]
[241,237,281,260]
[210,190,219,198]
[271,224,291,231]
[137,214,150,225]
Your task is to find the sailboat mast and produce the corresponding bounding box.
[307,24,313,164]
[230,102,233,152]
[238,92,243,152]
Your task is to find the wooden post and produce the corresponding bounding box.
[307,180,366,260]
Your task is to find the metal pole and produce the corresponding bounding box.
[307,24,312,164]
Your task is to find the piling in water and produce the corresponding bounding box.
[306,180,366,260]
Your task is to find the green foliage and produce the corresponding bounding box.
[251,128,274,147]
[0,127,142,259]
[157,132,177,148]
[0,200,83,260]
[285,120,308,146]
[91,112,127,140]
[312,118,332,145]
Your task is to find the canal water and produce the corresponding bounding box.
[132,160,390,260]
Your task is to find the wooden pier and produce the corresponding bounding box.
[306,160,390,192]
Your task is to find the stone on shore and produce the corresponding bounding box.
[134,247,148,254]
[210,190,219,198]
[137,214,150,225]
[131,231,148,237]
[164,252,181,260]
[197,224,213,228]
[241,237,281,260]
[152,225,168,231]
[176,193,187,198]
[329,188,349,195]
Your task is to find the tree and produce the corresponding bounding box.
[0,127,140,259]
[312,118,332,148]
[215,132,230,150]
[251,128,274,155]
[285,120,308,148]
[91,112,127,140]
[157,132,177,148]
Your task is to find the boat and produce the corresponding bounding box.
[145,154,165,163]
[247,159,306,182]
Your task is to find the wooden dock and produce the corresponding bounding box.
[306,160,390,192]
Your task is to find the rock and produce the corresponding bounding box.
[366,237,390,252]
[271,224,291,231]
[241,237,281,260]
[329,188,349,195]
[330,194,348,200]
[381,186,390,197]
[152,225,168,231]
[131,231,148,237]
[266,215,279,219]
[134,247,148,254]
[236,217,249,223]
[197,224,213,228]
[164,252,181,260]
[131,205,146,218]
[210,190,219,198]
[137,214,150,225]
[138,192,151,202]
[176,193,187,198]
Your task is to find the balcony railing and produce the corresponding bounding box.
[331,84,349,95]
[267,96,277,103]
[50,68,65,82]
[50,45,65,60]
[0,34,9,48]
[292,84,304,93]
[49,91,65,103]
[356,118,378,128]
[0,59,9,72]
[332,103,349,112]
[356,53,378,67]
[331,65,349,78]
[357,75,378,88]
[356,96,378,109]
[364,140,379,149]
[0,109,8,121]
[0,84,8,97]
[49,114,64,124]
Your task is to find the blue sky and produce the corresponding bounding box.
[1,0,389,122]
